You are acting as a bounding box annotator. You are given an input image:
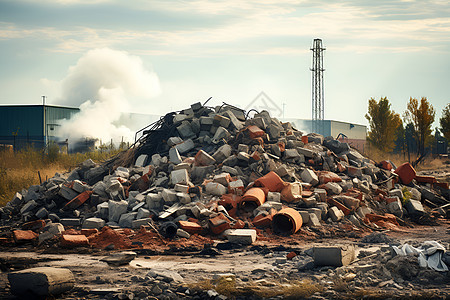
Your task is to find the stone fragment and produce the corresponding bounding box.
[100,251,137,266]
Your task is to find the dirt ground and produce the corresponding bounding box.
[1,220,449,299]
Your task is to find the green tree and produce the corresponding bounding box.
[365,97,402,152]
[403,97,435,156]
[440,103,450,141]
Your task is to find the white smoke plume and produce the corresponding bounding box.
[54,48,160,146]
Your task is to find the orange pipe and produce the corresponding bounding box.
[239,188,266,211]
[254,171,286,192]
[272,208,302,235]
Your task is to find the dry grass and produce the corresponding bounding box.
[0,147,121,207]
[364,147,449,172]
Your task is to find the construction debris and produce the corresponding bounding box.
[0,101,448,259]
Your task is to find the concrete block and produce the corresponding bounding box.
[132,217,152,229]
[137,207,150,219]
[169,147,182,164]
[228,179,245,195]
[8,267,75,297]
[205,182,227,196]
[313,245,356,267]
[387,197,403,218]
[325,182,343,195]
[212,144,232,163]
[118,212,137,228]
[329,206,344,222]
[60,218,81,227]
[309,213,321,226]
[108,200,128,223]
[267,123,283,139]
[212,127,231,143]
[355,206,372,219]
[177,192,191,204]
[114,167,129,179]
[135,154,148,167]
[405,199,425,216]
[146,193,163,210]
[96,202,109,219]
[297,211,310,224]
[284,149,300,159]
[59,185,79,201]
[175,139,195,154]
[307,208,322,221]
[267,191,281,202]
[213,172,231,186]
[167,136,183,147]
[171,169,190,185]
[389,188,403,200]
[297,147,315,158]
[177,121,195,139]
[194,150,216,166]
[226,229,257,245]
[301,169,319,186]
[105,179,122,194]
[214,114,231,128]
[20,200,38,215]
[162,189,178,205]
[314,188,327,202]
[82,217,105,229]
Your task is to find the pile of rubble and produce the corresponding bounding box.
[0,102,449,250]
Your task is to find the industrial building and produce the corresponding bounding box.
[287,119,367,153]
[0,104,79,150]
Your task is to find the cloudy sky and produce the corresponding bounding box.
[0,0,449,128]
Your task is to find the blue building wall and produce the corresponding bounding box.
[0,105,79,150]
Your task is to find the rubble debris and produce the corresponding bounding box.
[313,245,356,267]
[0,100,448,253]
[100,251,137,266]
[8,267,75,297]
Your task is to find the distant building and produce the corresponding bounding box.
[285,119,367,153]
[0,104,79,150]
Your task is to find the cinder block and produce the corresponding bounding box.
[301,168,319,186]
[205,182,227,196]
[405,199,425,216]
[82,217,105,229]
[169,147,182,164]
[118,212,137,228]
[108,200,128,223]
[313,245,356,266]
[132,218,152,229]
[329,206,344,222]
[226,229,257,245]
[171,169,190,185]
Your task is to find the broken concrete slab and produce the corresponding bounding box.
[8,267,75,297]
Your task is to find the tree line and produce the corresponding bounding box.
[365,97,450,163]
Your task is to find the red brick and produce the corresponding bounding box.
[22,220,46,231]
[63,190,93,210]
[81,229,98,237]
[415,175,437,184]
[247,125,265,139]
[60,234,89,248]
[328,198,351,215]
[287,251,297,260]
[208,213,231,235]
[394,162,416,185]
[13,230,38,243]
[252,214,273,228]
[179,221,203,234]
